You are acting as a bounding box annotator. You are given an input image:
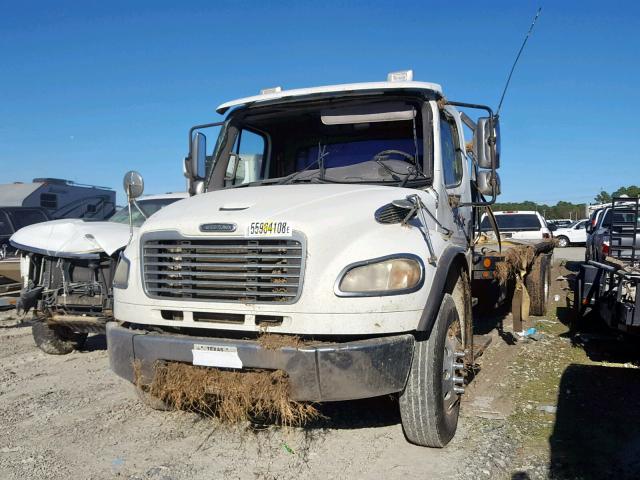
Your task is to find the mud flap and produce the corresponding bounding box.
[511,277,530,332]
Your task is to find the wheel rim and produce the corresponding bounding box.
[559,237,568,247]
[442,319,464,416]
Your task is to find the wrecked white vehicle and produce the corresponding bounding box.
[11,192,187,354]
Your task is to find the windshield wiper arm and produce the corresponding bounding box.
[279,142,329,185]
[277,160,320,185]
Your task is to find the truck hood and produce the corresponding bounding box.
[141,184,417,237]
[10,219,132,258]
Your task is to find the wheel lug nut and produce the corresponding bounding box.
[453,376,464,384]
[454,386,465,394]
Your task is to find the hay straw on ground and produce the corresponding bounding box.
[134,360,320,426]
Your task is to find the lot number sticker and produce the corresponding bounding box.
[247,221,292,237]
[192,344,243,369]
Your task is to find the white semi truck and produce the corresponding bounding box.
[108,71,510,447]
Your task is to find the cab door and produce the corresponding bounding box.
[438,108,472,247]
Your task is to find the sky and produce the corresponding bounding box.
[0,0,638,205]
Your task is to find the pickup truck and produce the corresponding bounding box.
[575,197,640,334]
[107,71,550,447]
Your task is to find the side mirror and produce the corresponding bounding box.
[476,170,501,197]
[474,117,500,170]
[190,132,207,179]
[548,224,558,232]
[122,171,144,200]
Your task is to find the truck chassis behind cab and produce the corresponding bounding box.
[108,72,503,447]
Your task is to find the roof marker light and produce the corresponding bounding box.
[260,86,282,95]
[387,70,413,82]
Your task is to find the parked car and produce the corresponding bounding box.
[585,208,606,261]
[0,207,52,283]
[547,218,573,229]
[588,203,640,262]
[553,219,588,247]
[481,211,552,241]
[12,192,188,354]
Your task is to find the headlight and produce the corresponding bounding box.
[113,254,131,289]
[335,255,424,296]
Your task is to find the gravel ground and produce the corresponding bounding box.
[2,250,638,479]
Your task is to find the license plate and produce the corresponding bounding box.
[192,344,243,369]
[247,221,292,237]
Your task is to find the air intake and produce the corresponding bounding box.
[375,203,408,224]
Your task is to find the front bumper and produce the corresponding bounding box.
[106,322,414,402]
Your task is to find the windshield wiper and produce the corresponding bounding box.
[278,142,329,185]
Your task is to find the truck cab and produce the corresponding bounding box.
[108,72,500,447]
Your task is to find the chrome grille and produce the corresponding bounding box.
[142,237,304,303]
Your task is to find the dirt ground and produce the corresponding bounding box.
[2,248,639,479]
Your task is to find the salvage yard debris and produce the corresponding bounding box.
[134,360,321,426]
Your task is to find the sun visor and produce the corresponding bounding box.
[321,103,416,125]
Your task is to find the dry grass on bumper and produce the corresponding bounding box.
[134,361,320,426]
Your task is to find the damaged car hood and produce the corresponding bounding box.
[10,219,132,258]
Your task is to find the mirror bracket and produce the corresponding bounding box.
[444,100,500,207]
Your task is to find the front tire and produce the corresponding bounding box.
[32,321,88,355]
[399,294,463,447]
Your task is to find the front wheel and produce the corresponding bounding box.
[399,294,464,447]
[556,236,569,248]
[32,321,88,355]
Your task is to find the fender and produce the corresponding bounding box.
[416,245,467,333]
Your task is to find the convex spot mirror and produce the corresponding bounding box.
[474,117,501,170]
[123,171,144,200]
[477,170,501,197]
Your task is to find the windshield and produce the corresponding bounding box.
[206,98,426,189]
[109,198,180,227]
[601,209,640,228]
[481,214,542,231]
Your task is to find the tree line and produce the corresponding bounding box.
[594,186,640,204]
[492,185,639,220]
[492,200,587,220]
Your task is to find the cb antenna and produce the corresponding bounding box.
[496,7,542,116]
